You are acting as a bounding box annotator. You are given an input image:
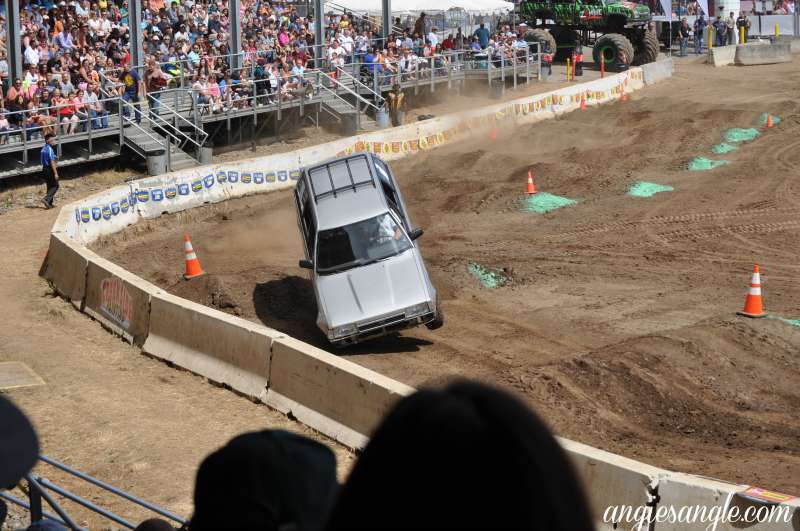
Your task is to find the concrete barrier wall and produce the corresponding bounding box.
[656,473,799,530]
[39,234,89,309]
[735,41,793,65]
[558,437,664,529]
[142,292,282,401]
[82,252,161,347]
[642,58,675,85]
[265,337,415,449]
[708,45,738,67]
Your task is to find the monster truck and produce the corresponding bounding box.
[518,0,659,68]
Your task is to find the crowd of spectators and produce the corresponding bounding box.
[0,0,529,143]
[2,380,596,531]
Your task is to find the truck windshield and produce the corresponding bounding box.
[316,213,412,274]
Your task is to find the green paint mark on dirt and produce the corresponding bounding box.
[521,192,578,213]
[712,143,738,154]
[627,181,674,197]
[468,263,510,289]
[772,315,800,328]
[759,113,781,126]
[688,157,730,171]
[724,128,760,143]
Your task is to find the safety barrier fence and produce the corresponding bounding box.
[40,60,799,529]
[0,455,186,530]
[0,95,122,161]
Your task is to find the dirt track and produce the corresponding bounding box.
[96,58,800,493]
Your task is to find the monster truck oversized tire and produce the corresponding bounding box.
[525,29,557,56]
[633,30,659,65]
[592,33,635,68]
[551,28,579,60]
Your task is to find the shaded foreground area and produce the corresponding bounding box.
[96,59,800,493]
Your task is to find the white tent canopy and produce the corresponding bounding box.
[324,0,515,15]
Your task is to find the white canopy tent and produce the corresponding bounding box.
[323,0,515,15]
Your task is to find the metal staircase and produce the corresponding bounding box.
[99,72,206,173]
[313,71,383,132]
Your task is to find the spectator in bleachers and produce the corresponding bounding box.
[325,381,595,531]
[0,112,11,145]
[191,429,338,531]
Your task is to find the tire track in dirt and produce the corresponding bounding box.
[544,206,800,241]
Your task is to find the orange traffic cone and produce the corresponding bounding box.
[489,126,498,141]
[621,91,628,102]
[580,94,586,111]
[526,170,536,195]
[737,264,767,318]
[766,114,773,128]
[183,233,206,280]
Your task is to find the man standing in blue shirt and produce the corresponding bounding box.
[121,63,143,124]
[40,134,59,209]
[474,23,490,49]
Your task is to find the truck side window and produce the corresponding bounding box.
[374,159,403,220]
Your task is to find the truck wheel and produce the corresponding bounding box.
[633,30,659,65]
[551,28,579,61]
[525,29,557,56]
[592,33,635,68]
[426,297,444,330]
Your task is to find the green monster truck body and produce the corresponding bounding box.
[518,0,659,68]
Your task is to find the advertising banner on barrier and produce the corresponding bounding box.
[83,252,160,346]
[69,184,140,245]
[132,165,231,220]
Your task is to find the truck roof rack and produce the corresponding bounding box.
[307,154,377,203]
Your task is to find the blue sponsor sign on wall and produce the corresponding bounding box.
[254,172,264,184]
[204,174,215,188]
[192,180,204,192]
[217,171,227,183]
[266,172,276,183]
[151,189,164,202]
[92,207,102,221]
[290,170,301,180]
[136,190,149,203]
[278,171,288,182]
[101,206,112,220]
[121,198,129,213]
[228,171,239,183]
[165,187,177,199]
[241,172,252,184]
[111,202,120,215]
[80,209,91,223]
[178,183,190,195]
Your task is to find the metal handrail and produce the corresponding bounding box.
[140,101,185,148]
[1,455,187,530]
[118,100,169,147]
[315,70,382,113]
[324,0,405,34]
[334,65,386,107]
[144,94,203,154]
[315,77,368,129]
[151,95,208,148]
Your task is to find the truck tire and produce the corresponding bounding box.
[592,33,635,68]
[551,28,579,61]
[426,296,444,330]
[525,28,557,56]
[633,30,659,65]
